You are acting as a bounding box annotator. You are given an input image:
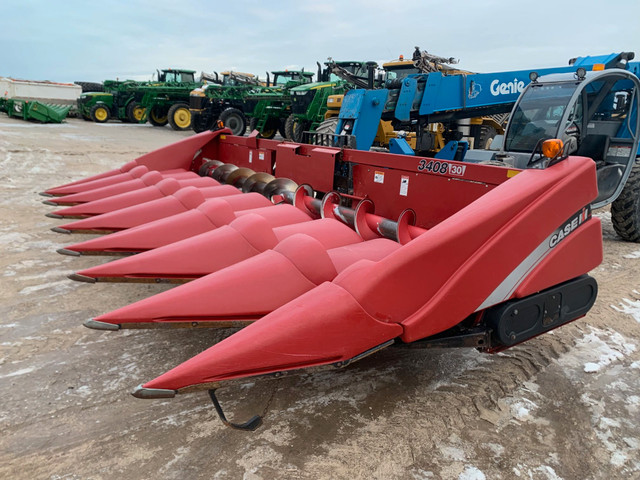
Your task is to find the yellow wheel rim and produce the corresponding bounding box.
[173,108,191,128]
[95,107,108,121]
[151,110,167,123]
[261,127,276,138]
[150,108,169,123]
[133,106,145,122]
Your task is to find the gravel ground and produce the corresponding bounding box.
[1,115,639,480]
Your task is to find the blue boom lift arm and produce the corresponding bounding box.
[336,52,638,154]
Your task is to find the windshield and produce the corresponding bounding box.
[273,74,300,85]
[161,71,194,83]
[505,83,577,152]
[329,62,368,82]
[385,66,421,82]
[223,75,243,86]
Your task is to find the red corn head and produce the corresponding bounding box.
[59,200,312,255]
[47,179,231,218]
[44,165,191,197]
[44,171,203,207]
[85,234,400,330]
[43,129,227,196]
[72,216,364,282]
[51,188,269,234]
[135,281,403,393]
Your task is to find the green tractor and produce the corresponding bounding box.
[77,69,197,125]
[189,71,266,135]
[284,60,377,142]
[77,80,146,123]
[135,68,202,130]
[245,70,315,138]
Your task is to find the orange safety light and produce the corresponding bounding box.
[217,119,224,129]
[399,55,404,60]
[592,63,605,71]
[542,139,563,158]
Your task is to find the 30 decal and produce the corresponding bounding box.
[417,159,466,177]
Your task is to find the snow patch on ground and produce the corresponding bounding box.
[611,292,640,323]
[19,280,75,296]
[508,398,538,420]
[458,466,486,480]
[558,327,636,373]
[236,445,284,479]
[439,445,466,462]
[160,446,190,473]
[0,366,35,378]
[624,250,640,259]
[0,122,74,128]
[58,133,102,142]
[411,470,435,479]
[95,123,156,128]
[66,385,92,398]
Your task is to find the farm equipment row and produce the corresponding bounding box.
[76,69,199,128]
[40,57,640,429]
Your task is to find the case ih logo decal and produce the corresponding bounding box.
[549,206,592,248]
[417,159,466,177]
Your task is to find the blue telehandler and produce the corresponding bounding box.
[322,52,640,241]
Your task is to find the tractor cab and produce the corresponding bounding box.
[466,68,640,208]
[269,70,314,88]
[324,61,373,83]
[157,69,196,84]
[219,71,262,86]
[383,58,421,85]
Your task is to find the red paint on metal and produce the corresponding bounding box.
[75,217,363,281]
[63,200,311,254]
[47,171,199,206]
[141,283,403,390]
[91,234,399,328]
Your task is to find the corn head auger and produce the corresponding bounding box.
[42,128,602,430]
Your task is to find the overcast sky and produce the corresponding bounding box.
[2,0,639,83]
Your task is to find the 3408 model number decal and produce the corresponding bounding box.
[417,159,466,177]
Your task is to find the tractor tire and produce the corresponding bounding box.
[315,117,339,145]
[284,114,297,140]
[127,102,145,123]
[285,114,309,142]
[475,125,498,150]
[293,119,310,143]
[75,81,104,93]
[191,114,214,133]
[90,104,110,123]
[168,103,192,131]
[249,117,277,139]
[611,161,640,242]
[278,118,287,138]
[148,106,169,127]
[219,108,247,136]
